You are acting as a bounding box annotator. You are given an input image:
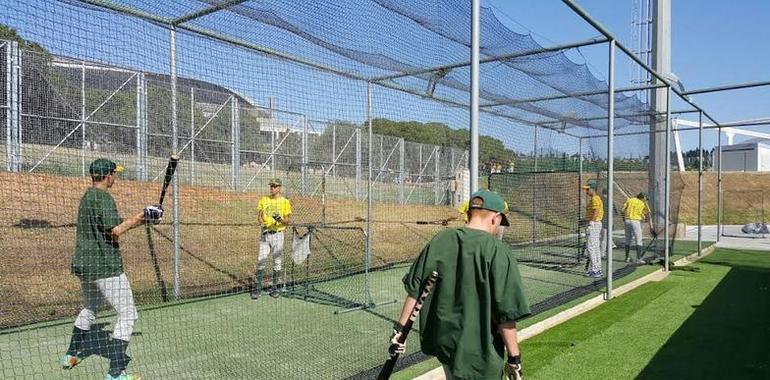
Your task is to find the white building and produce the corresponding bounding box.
[713,140,770,172]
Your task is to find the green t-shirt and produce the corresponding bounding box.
[71,187,124,280]
[403,227,530,380]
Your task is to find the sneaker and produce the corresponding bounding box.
[636,259,646,265]
[586,270,603,278]
[624,256,631,263]
[269,290,281,299]
[105,372,142,380]
[250,290,261,300]
[60,353,83,369]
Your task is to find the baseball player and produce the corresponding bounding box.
[251,178,292,299]
[458,198,510,239]
[622,192,654,264]
[581,183,604,278]
[61,158,163,380]
[391,190,529,379]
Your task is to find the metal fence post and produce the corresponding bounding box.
[434,145,440,205]
[190,87,195,185]
[532,125,538,244]
[663,86,671,271]
[399,138,405,204]
[332,122,336,177]
[302,115,308,195]
[136,73,148,180]
[717,127,722,241]
[231,96,240,191]
[6,41,21,172]
[355,124,362,200]
[606,39,615,298]
[697,111,703,254]
[270,96,275,179]
[365,81,373,305]
[469,0,480,194]
[81,61,86,177]
[169,27,181,300]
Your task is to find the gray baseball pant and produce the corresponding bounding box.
[74,273,138,342]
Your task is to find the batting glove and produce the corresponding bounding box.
[144,204,164,224]
[504,355,523,380]
[272,213,283,223]
[387,322,406,357]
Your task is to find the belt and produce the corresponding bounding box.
[262,230,280,234]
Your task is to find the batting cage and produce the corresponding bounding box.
[0,1,726,379]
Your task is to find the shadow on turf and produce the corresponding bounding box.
[71,322,142,360]
[636,261,770,379]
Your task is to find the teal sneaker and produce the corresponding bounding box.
[60,353,83,369]
[105,372,142,380]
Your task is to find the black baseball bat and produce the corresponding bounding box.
[377,271,439,380]
[158,154,179,207]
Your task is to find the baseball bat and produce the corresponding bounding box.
[158,154,179,207]
[377,271,439,380]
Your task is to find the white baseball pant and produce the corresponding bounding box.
[74,273,138,342]
[258,231,284,271]
[587,221,603,274]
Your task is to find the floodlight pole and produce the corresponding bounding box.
[663,86,671,271]
[169,27,181,300]
[606,40,615,298]
[698,111,703,254]
[469,0,480,195]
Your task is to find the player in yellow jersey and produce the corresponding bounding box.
[581,183,604,278]
[622,192,654,264]
[251,178,292,299]
[459,198,509,239]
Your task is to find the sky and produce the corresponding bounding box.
[485,0,770,151]
[3,0,768,156]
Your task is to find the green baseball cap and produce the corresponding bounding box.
[468,190,510,226]
[89,158,124,176]
[269,178,282,186]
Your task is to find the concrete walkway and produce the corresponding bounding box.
[683,224,770,251]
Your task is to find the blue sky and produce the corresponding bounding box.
[486,0,770,151]
[4,0,768,156]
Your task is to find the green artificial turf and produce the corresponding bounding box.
[525,248,770,379]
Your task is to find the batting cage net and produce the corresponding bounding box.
[0,1,720,379]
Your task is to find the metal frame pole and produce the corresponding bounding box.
[698,111,703,254]
[717,127,723,241]
[231,96,240,191]
[331,122,336,177]
[434,146,441,205]
[81,61,86,177]
[190,87,195,185]
[169,27,181,300]
[6,41,21,172]
[469,0,480,195]
[606,40,615,298]
[269,96,275,179]
[365,81,373,305]
[136,73,147,181]
[663,86,671,271]
[532,126,538,244]
[302,114,308,195]
[355,124,362,200]
[399,138,405,204]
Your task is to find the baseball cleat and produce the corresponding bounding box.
[250,290,261,300]
[60,353,83,369]
[269,290,281,298]
[104,372,142,380]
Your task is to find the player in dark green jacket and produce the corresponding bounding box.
[61,158,163,380]
[390,190,529,379]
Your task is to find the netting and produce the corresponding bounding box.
[0,0,721,379]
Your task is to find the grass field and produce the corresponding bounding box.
[396,247,770,379]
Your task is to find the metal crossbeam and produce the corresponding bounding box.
[481,83,666,108]
[682,80,770,96]
[171,0,248,26]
